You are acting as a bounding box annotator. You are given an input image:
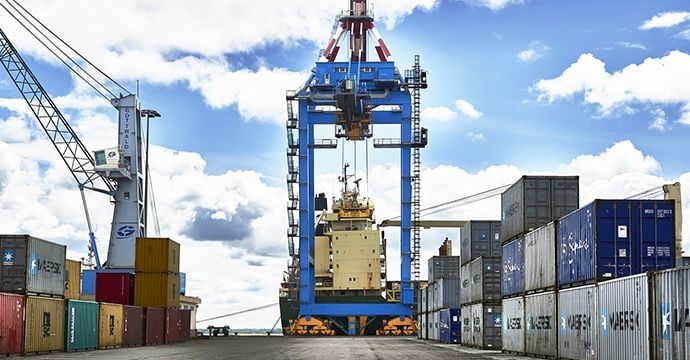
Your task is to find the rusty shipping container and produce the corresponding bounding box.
[500,176,579,242]
[0,292,24,356]
[123,305,145,347]
[64,259,81,300]
[460,220,502,265]
[501,296,525,354]
[524,222,557,293]
[470,303,502,349]
[525,291,558,358]
[653,267,690,360]
[24,296,64,354]
[599,273,651,360]
[64,300,98,352]
[0,234,66,297]
[96,272,134,305]
[165,308,182,343]
[469,257,501,303]
[145,307,165,345]
[134,272,180,308]
[558,285,598,360]
[135,237,180,273]
[98,303,124,349]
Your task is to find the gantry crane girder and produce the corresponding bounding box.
[292,60,418,318]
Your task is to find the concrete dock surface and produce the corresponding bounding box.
[32,336,533,359]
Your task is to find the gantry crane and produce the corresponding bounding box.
[284,0,428,335]
[0,1,146,269]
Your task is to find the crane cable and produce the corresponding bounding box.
[196,303,279,324]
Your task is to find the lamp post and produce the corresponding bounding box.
[141,109,161,237]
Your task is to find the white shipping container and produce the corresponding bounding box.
[599,273,651,360]
[461,305,472,345]
[524,222,557,292]
[431,277,461,311]
[418,286,427,314]
[431,310,440,341]
[502,296,525,354]
[653,267,690,360]
[525,291,557,357]
[558,285,598,360]
[460,264,471,305]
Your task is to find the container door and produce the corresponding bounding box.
[637,201,674,273]
[597,201,632,279]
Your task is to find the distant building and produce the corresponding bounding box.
[181,295,202,337]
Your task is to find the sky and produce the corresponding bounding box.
[0,0,689,328]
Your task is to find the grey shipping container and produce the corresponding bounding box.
[524,222,557,293]
[430,277,461,311]
[418,286,427,314]
[501,176,579,242]
[469,257,501,303]
[0,234,66,297]
[428,256,460,282]
[417,313,424,339]
[558,285,598,360]
[471,303,502,349]
[653,267,690,360]
[460,221,502,265]
[502,296,525,354]
[430,310,440,341]
[461,305,472,345]
[599,273,651,360]
[525,291,558,358]
[460,264,471,305]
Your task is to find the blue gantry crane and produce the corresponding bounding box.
[282,0,428,335]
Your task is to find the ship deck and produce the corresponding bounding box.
[32,336,532,359]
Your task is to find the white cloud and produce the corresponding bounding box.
[649,108,669,131]
[617,42,648,50]
[0,117,32,142]
[460,0,526,11]
[466,132,486,141]
[640,11,690,30]
[517,40,550,62]
[421,106,457,121]
[455,99,483,119]
[677,29,690,40]
[533,51,690,124]
[373,0,441,29]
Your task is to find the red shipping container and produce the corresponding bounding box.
[144,308,164,346]
[96,272,134,305]
[0,293,24,356]
[164,308,181,344]
[179,309,191,342]
[123,306,145,347]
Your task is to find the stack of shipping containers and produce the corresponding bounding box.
[425,253,460,343]
[459,221,502,349]
[416,284,428,340]
[500,176,579,357]
[133,238,185,344]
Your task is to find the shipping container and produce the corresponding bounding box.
[145,307,164,345]
[165,308,182,343]
[430,277,461,311]
[501,296,525,354]
[64,300,98,351]
[417,313,424,339]
[469,257,501,303]
[81,270,95,296]
[558,285,598,360]
[652,267,690,360]
[418,286,427,314]
[134,272,180,308]
[180,272,186,295]
[428,310,439,341]
[135,237,180,273]
[0,292,24,356]
[460,221,502,265]
[123,306,145,347]
[96,272,134,305]
[24,296,64,354]
[428,256,460,282]
[64,259,81,300]
[524,222,557,293]
[422,312,428,340]
[598,273,651,360]
[461,305,472,345]
[525,291,557,357]
[470,303,502,349]
[180,309,191,342]
[502,237,524,297]
[501,176,579,242]
[98,303,124,349]
[439,308,460,344]
[460,264,471,305]
[0,234,66,297]
[559,200,675,288]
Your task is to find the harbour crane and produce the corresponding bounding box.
[0,1,149,269]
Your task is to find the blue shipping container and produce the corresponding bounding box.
[180,272,186,295]
[502,237,524,297]
[82,270,96,295]
[558,199,675,287]
[439,308,461,344]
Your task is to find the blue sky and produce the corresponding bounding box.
[0,0,689,327]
